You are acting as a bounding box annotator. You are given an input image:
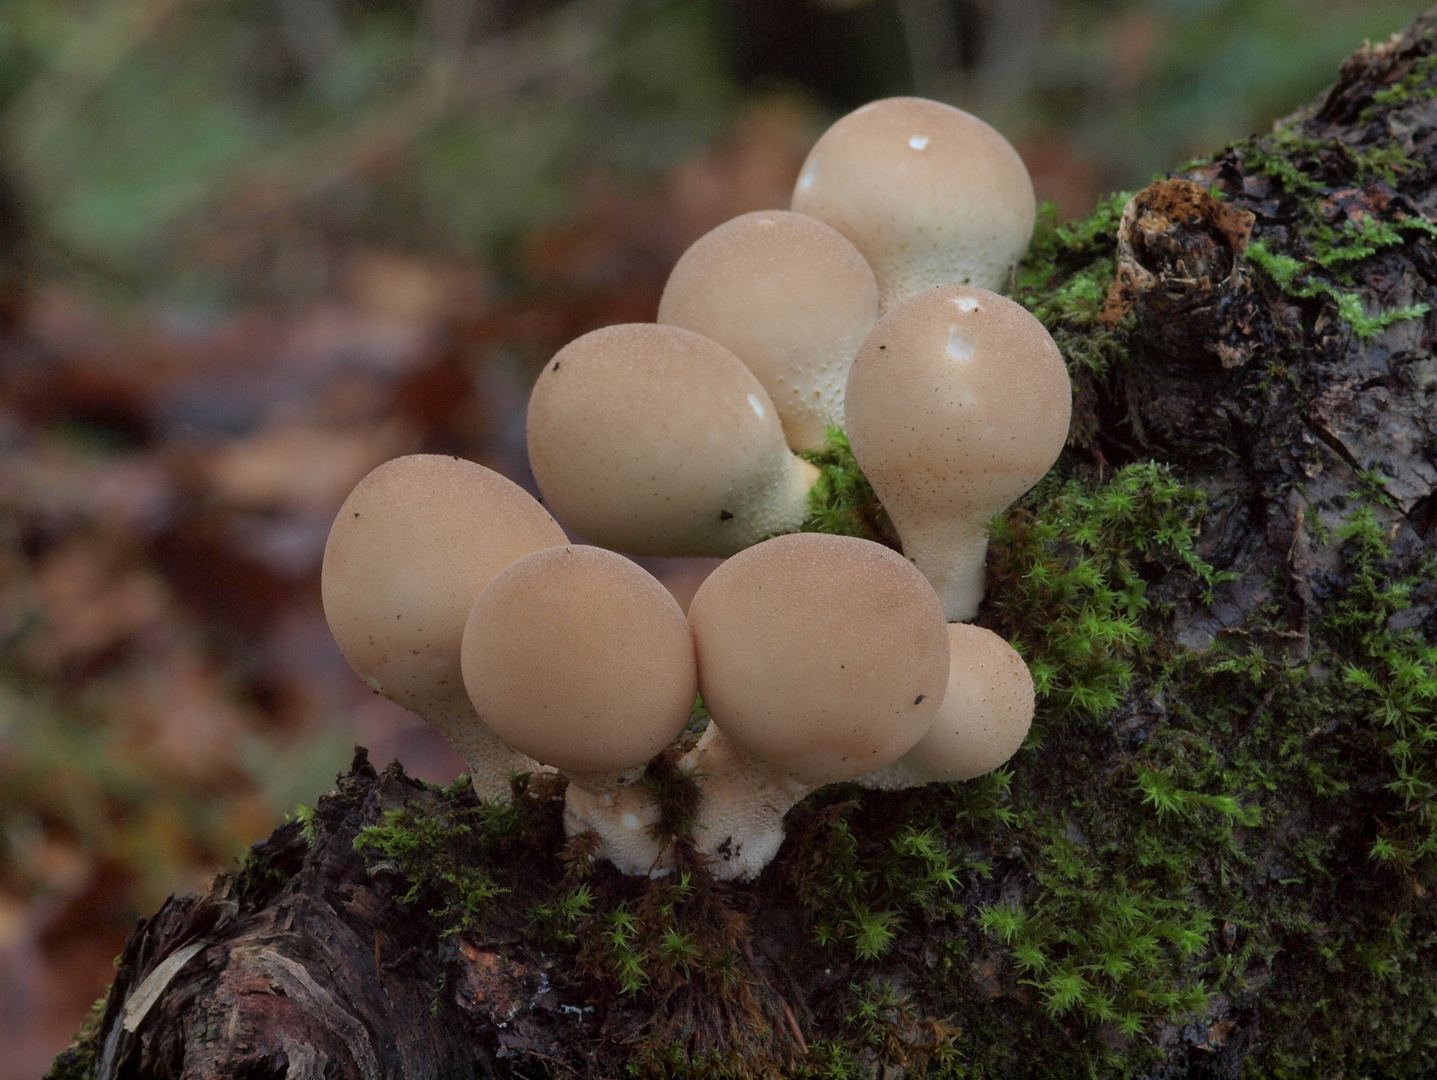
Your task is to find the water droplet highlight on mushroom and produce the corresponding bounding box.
[953,296,980,311]
[909,134,930,149]
[946,325,977,361]
[747,393,766,419]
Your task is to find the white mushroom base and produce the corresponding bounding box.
[433,705,556,804]
[563,767,672,878]
[853,758,928,791]
[681,725,815,882]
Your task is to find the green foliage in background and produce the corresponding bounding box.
[1,0,1432,303]
[0,0,737,300]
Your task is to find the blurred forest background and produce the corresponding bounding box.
[0,0,1429,1073]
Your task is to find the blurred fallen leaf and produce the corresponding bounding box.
[201,420,417,516]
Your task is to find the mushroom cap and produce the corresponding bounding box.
[686,532,949,786]
[461,545,697,778]
[790,97,1035,312]
[527,323,813,557]
[657,210,879,452]
[321,454,568,729]
[900,623,1034,783]
[845,286,1071,525]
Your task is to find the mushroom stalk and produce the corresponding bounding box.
[562,766,670,878]
[416,703,551,804]
[680,724,816,882]
[890,515,990,624]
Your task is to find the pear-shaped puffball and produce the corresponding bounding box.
[527,324,819,558]
[845,286,1071,622]
[321,454,568,800]
[461,545,697,875]
[859,623,1034,790]
[658,210,879,452]
[683,532,949,879]
[791,97,1035,313]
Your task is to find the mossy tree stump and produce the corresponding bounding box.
[52,10,1437,1079]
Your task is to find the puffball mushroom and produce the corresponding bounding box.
[321,454,568,801]
[657,210,879,452]
[845,286,1071,622]
[858,623,1034,790]
[791,97,1035,313]
[527,324,819,557]
[460,544,697,877]
[683,532,950,881]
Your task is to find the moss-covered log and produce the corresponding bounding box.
[51,9,1437,1079]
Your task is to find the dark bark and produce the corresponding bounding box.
[52,9,1437,1079]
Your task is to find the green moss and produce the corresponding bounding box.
[1229,126,1436,338]
[1242,128,1420,192]
[988,462,1235,725]
[41,991,108,1080]
[1013,195,1134,441]
[801,426,894,546]
[1012,192,1132,380]
[1247,237,1430,338]
[291,802,317,846]
[1362,50,1437,119]
[352,773,516,937]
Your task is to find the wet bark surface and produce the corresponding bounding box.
[54,8,1437,1079]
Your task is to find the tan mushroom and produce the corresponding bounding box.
[527,324,819,558]
[321,454,568,801]
[845,286,1071,622]
[657,210,879,452]
[460,545,696,876]
[682,532,949,880]
[791,97,1035,312]
[859,623,1034,790]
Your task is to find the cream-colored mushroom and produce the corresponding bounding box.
[460,545,696,876]
[791,97,1035,312]
[321,454,568,801]
[527,324,818,558]
[858,623,1034,790]
[682,532,949,881]
[657,210,879,452]
[845,286,1071,622]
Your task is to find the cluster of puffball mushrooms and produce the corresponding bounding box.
[321,98,1073,883]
